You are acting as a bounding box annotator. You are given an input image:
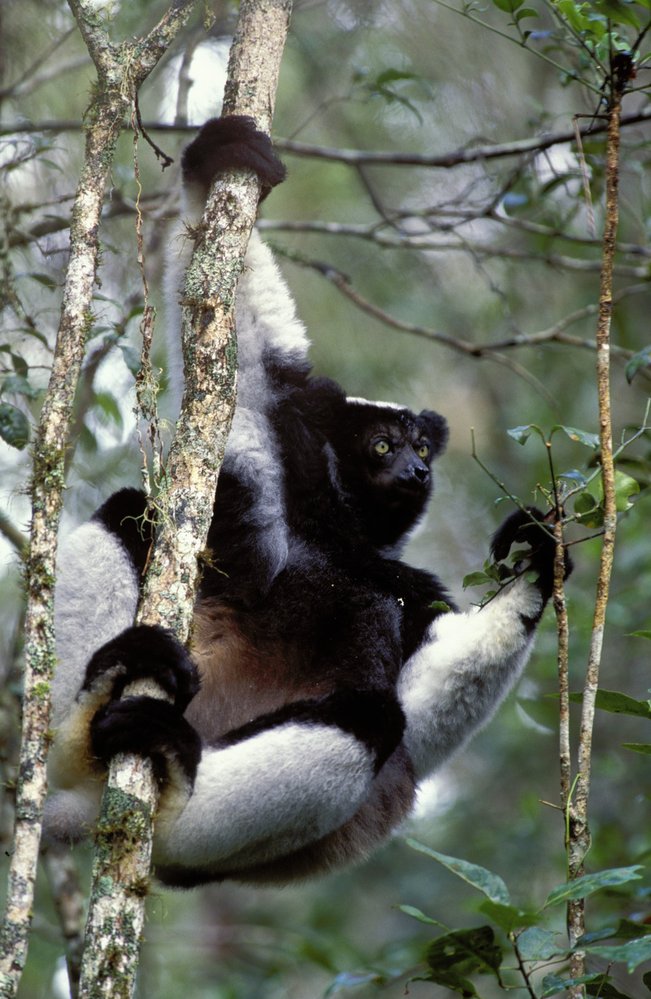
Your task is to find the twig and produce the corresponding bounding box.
[0,27,81,100]
[567,67,624,987]
[2,106,651,164]
[280,251,648,380]
[0,510,28,556]
[510,933,538,999]
[41,843,85,999]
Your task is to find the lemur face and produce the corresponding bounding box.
[343,404,448,512]
[363,420,434,497]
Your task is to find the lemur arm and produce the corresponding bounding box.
[398,508,565,779]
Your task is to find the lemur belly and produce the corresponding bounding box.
[187,598,333,743]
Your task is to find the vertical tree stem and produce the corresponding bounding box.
[0,4,198,994]
[567,83,622,985]
[0,104,125,999]
[78,3,292,996]
[554,522,571,815]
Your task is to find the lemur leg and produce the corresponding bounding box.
[111,688,404,878]
[52,489,150,727]
[153,722,376,877]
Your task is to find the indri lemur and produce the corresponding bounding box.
[46,117,564,887]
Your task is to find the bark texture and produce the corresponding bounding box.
[0,3,197,996]
[78,2,292,996]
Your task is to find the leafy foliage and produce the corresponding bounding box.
[371,847,651,997]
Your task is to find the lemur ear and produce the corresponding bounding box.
[417,410,449,458]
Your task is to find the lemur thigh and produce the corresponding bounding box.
[152,721,378,875]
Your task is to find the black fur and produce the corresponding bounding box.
[82,624,200,711]
[491,506,571,604]
[181,115,286,198]
[72,119,453,810]
[93,488,153,580]
[48,115,568,888]
[91,697,202,786]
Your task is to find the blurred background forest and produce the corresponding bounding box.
[1,0,651,996]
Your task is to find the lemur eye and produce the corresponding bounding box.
[417,443,430,459]
[374,439,391,456]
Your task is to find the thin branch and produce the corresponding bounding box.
[66,0,116,76]
[0,26,79,99]
[131,0,200,83]
[2,106,651,164]
[0,510,28,556]
[261,216,651,260]
[265,222,649,278]
[281,251,648,373]
[0,53,90,101]
[41,843,84,999]
[567,75,624,988]
[432,0,603,94]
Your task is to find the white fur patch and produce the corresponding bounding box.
[165,218,309,585]
[53,522,139,725]
[223,405,289,578]
[43,784,103,843]
[398,576,542,779]
[345,396,405,412]
[154,722,375,872]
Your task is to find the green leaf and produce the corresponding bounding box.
[595,0,641,29]
[625,346,651,384]
[569,689,651,720]
[462,571,494,589]
[94,391,123,429]
[478,900,539,934]
[491,0,524,10]
[585,936,651,974]
[1,374,39,400]
[579,918,651,945]
[397,904,445,927]
[425,926,502,995]
[516,926,565,961]
[407,842,510,904]
[555,424,601,450]
[507,423,545,446]
[622,743,651,755]
[9,352,28,377]
[544,867,644,908]
[613,469,640,512]
[0,402,30,449]
[587,981,641,999]
[26,271,58,290]
[542,972,607,998]
[630,630,651,641]
[573,490,601,527]
[374,68,421,86]
[118,343,141,376]
[559,468,587,486]
[515,6,539,21]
